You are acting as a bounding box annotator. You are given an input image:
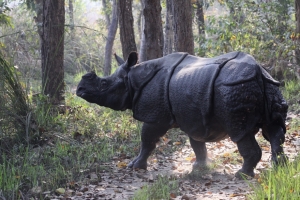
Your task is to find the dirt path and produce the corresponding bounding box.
[50,114,300,200]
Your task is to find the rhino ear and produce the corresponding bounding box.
[114,53,125,65]
[127,52,138,67]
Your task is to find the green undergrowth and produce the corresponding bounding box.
[0,92,142,199]
[281,78,300,112]
[248,155,300,200]
[132,175,179,200]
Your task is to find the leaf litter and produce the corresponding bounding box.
[46,113,299,200]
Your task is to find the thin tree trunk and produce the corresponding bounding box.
[277,0,289,36]
[295,0,300,65]
[118,0,137,59]
[104,0,118,76]
[137,4,143,52]
[139,0,146,61]
[102,0,111,28]
[163,0,174,56]
[139,0,163,62]
[69,0,75,41]
[34,0,43,46]
[41,0,65,105]
[172,0,194,55]
[195,0,205,56]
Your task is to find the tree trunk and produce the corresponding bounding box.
[295,0,300,65]
[102,0,111,29]
[34,0,43,42]
[118,0,137,59]
[195,0,205,56]
[69,0,75,41]
[139,0,146,61]
[41,0,65,105]
[163,0,174,56]
[277,0,289,36]
[104,0,118,76]
[172,0,194,55]
[139,0,163,62]
[137,2,143,53]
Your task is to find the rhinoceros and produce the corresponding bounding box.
[76,51,288,178]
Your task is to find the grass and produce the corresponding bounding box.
[281,78,300,112]
[0,91,142,199]
[131,175,179,200]
[0,55,32,142]
[248,156,300,200]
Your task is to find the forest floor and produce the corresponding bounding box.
[49,112,300,200]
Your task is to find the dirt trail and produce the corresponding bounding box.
[49,114,300,200]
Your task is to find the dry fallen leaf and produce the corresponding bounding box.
[55,188,65,195]
[185,157,196,162]
[223,152,231,157]
[170,193,177,198]
[117,162,127,168]
[262,146,270,151]
[229,193,242,197]
[204,181,212,186]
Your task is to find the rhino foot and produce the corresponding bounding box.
[127,158,147,170]
[235,169,254,180]
[192,158,212,170]
[272,154,288,166]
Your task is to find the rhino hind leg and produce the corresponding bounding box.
[235,134,262,178]
[128,123,169,169]
[189,137,209,169]
[262,122,287,165]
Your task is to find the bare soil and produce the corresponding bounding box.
[49,113,300,200]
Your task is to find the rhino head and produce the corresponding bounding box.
[76,52,138,111]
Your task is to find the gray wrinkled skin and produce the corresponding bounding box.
[76,51,288,178]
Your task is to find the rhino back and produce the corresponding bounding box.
[168,52,271,142]
[168,52,240,139]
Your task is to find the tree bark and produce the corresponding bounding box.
[136,1,143,55]
[104,0,118,76]
[195,0,205,56]
[172,0,194,55]
[41,0,65,105]
[163,0,174,56]
[118,0,137,60]
[277,0,289,36]
[34,0,43,42]
[139,0,146,61]
[69,0,75,41]
[295,0,300,65]
[102,0,111,29]
[139,0,163,62]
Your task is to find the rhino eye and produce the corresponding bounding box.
[100,79,108,90]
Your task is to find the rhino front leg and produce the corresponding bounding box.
[189,137,208,168]
[235,134,262,178]
[128,123,169,170]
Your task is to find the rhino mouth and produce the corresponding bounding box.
[76,87,89,98]
[76,90,92,101]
